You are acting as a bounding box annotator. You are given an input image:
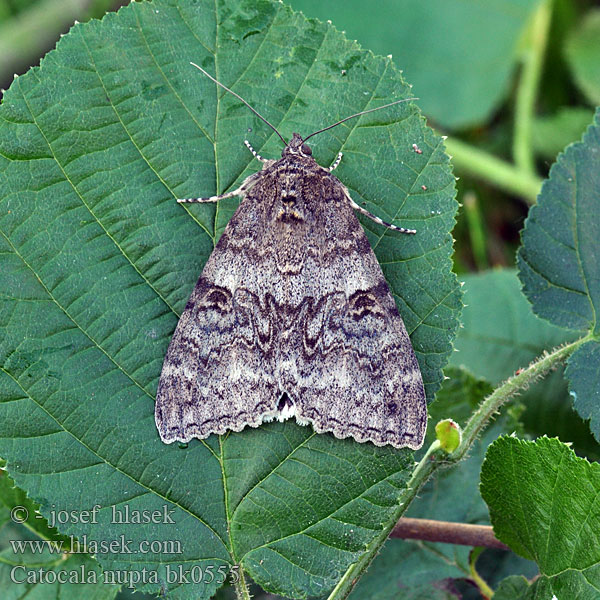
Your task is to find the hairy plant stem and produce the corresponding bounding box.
[456,335,589,461]
[234,567,252,600]
[327,334,590,600]
[326,440,440,600]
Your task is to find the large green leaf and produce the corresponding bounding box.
[0,0,459,598]
[289,0,540,129]
[517,108,600,442]
[481,436,600,598]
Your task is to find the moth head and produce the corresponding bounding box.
[283,133,313,158]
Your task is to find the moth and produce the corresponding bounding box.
[155,63,427,449]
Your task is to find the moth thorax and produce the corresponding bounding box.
[281,192,297,207]
[283,133,312,158]
[278,188,304,224]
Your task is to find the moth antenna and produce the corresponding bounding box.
[302,97,418,143]
[190,62,288,147]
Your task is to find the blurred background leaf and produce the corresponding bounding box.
[289,0,541,130]
[0,0,122,92]
[564,8,600,105]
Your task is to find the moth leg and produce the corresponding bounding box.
[328,152,343,172]
[244,139,268,163]
[177,169,266,204]
[346,193,417,234]
[177,187,243,203]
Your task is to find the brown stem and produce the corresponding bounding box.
[391,517,509,551]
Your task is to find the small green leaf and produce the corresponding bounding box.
[494,574,570,600]
[564,9,600,105]
[493,575,530,600]
[0,0,459,598]
[481,436,600,596]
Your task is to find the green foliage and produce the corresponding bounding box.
[289,0,541,129]
[564,9,600,105]
[518,109,600,332]
[451,268,576,384]
[493,575,530,600]
[349,368,489,599]
[0,0,38,20]
[350,367,538,599]
[481,436,600,598]
[0,468,66,543]
[349,539,465,600]
[0,0,116,88]
[412,368,496,525]
[0,469,119,600]
[449,269,598,450]
[0,0,458,598]
[518,109,600,440]
[1,0,600,598]
[0,553,119,600]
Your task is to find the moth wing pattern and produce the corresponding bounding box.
[156,141,427,449]
[279,170,426,449]
[155,170,281,444]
